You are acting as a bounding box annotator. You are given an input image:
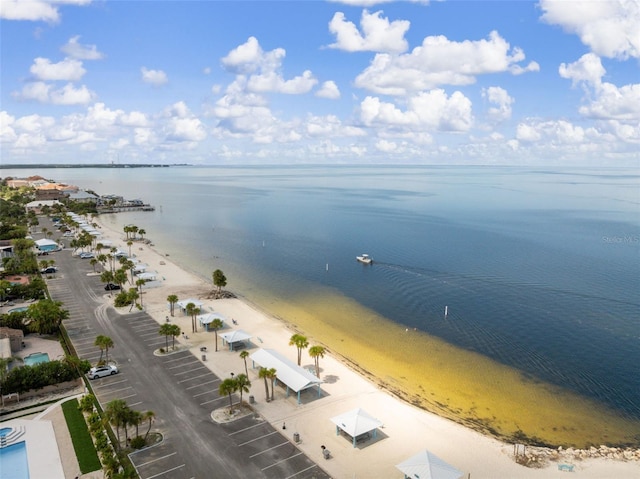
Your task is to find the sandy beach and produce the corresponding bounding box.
[83,219,640,479]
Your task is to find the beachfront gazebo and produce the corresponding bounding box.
[330,408,383,447]
[177,298,203,314]
[34,238,59,252]
[197,312,226,331]
[395,450,463,479]
[219,329,250,350]
[250,348,322,404]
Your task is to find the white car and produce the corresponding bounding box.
[88,364,119,379]
[79,252,94,259]
[63,231,74,237]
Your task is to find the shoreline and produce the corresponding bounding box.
[87,217,640,477]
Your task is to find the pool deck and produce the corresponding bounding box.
[1,418,65,479]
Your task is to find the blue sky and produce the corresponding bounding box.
[1,0,638,165]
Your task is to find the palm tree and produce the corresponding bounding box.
[159,323,173,351]
[239,350,249,376]
[167,294,179,316]
[267,368,277,401]
[138,228,146,240]
[212,269,227,298]
[89,257,98,273]
[135,279,146,306]
[308,345,326,379]
[169,324,181,349]
[219,378,236,413]
[258,367,271,402]
[235,373,251,406]
[105,399,129,450]
[143,410,155,441]
[210,318,224,351]
[185,302,200,333]
[289,334,309,366]
[128,288,140,312]
[95,335,114,364]
[101,270,115,295]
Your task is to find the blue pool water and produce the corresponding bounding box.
[7,307,28,313]
[0,427,12,436]
[23,353,49,367]
[0,441,30,479]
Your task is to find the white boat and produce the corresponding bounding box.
[356,254,373,264]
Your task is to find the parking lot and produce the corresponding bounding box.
[45,240,331,479]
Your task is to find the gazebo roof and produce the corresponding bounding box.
[395,450,463,479]
[250,348,321,393]
[330,408,383,438]
[177,298,203,308]
[35,238,58,247]
[197,312,227,325]
[220,329,250,342]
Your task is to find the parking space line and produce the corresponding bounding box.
[162,356,192,364]
[192,390,216,398]
[199,396,226,406]
[173,367,207,376]
[249,441,289,458]
[237,430,279,447]
[177,372,211,383]
[116,393,138,400]
[92,379,129,388]
[261,452,303,471]
[136,452,177,467]
[185,379,219,389]
[284,464,318,479]
[145,464,186,479]
[99,386,134,394]
[229,422,267,436]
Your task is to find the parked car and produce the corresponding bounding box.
[88,364,118,379]
[41,267,58,274]
[104,283,121,291]
[63,231,74,237]
[79,252,94,259]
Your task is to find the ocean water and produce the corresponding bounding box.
[5,165,639,421]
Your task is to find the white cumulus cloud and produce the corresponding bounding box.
[355,31,539,95]
[483,86,514,123]
[30,57,86,81]
[141,67,168,86]
[540,0,640,60]
[328,9,410,53]
[61,36,104,60]
[316,81,341,99]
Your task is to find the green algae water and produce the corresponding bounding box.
[9,165,639,447]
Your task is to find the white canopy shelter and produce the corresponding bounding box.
[137,272,157,281]
[34,238,59,252]
[250,348,322,404]
[219,329,250,350]
[197,313,226,331]
[396,450,463,479]
[177,298,203,314]
[330,408,383,447]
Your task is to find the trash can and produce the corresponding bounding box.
[293,433,300,443]
[249,395,255,404]
[201,354,206,361]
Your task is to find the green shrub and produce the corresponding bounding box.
[129,436,146,449]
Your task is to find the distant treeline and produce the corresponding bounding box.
[2,164,186,169]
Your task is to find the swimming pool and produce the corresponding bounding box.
[0,441,30,479]
[7,307,28,313]
[23,352,50,367]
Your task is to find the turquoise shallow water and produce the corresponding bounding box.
[4,165,639,419]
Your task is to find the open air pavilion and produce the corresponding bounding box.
[176,298,203,314]
[330,407,383,448]
[219,329,250,350]
[197,312,227,331]
[250,348,322,404]
[395,450,463,479]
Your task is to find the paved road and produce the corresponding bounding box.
[43,222,331,479]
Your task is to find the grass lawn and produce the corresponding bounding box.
[61,398,102,474]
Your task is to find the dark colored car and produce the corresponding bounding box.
[104,283,121,291]
[41,267,58,274]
